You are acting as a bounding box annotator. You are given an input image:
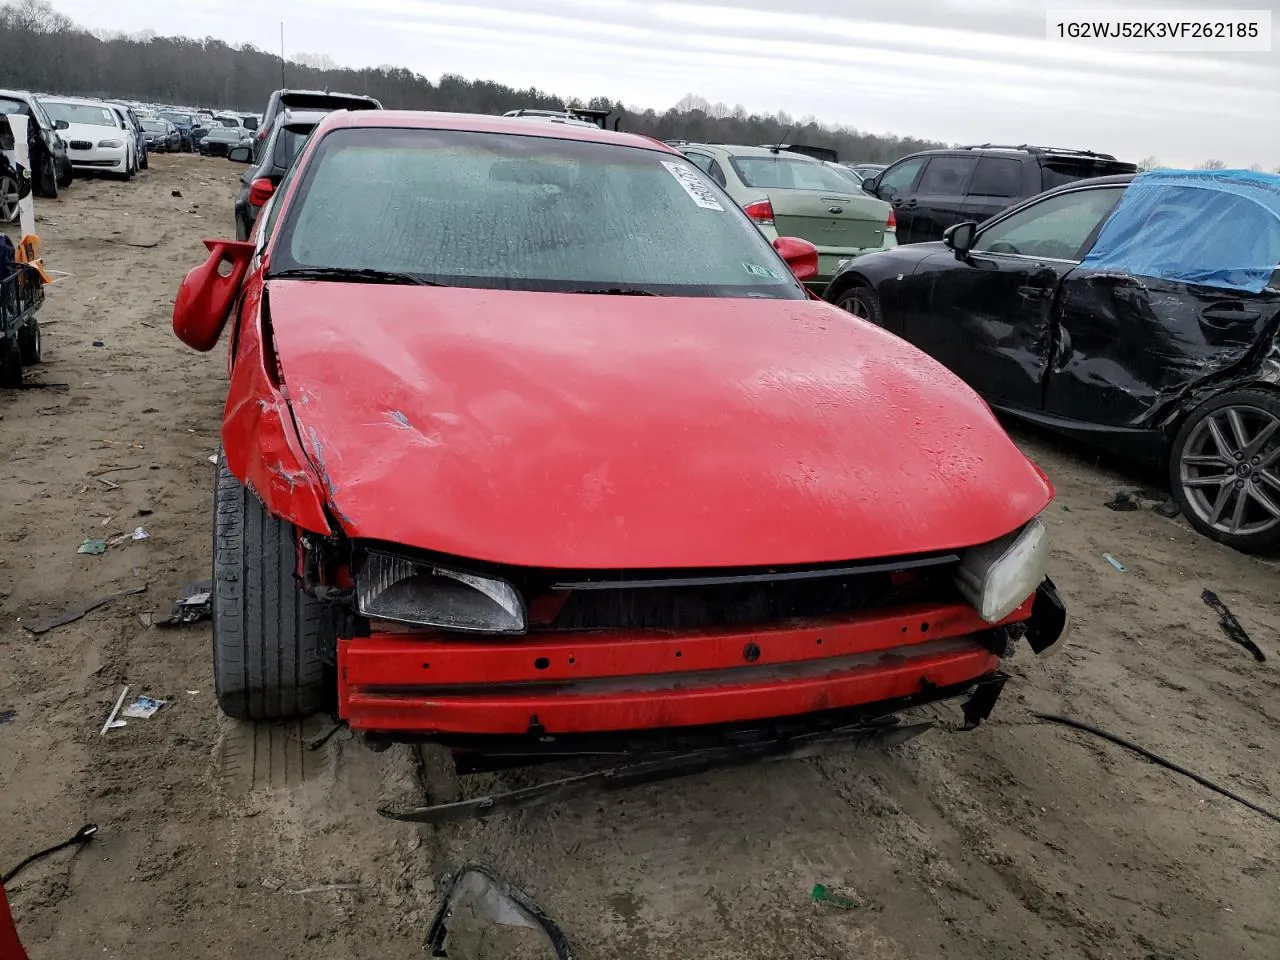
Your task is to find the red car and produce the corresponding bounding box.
[173,111,1066,794]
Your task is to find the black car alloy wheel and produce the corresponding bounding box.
[1173,389,1280,551]
[834,283,883,326]
[0,173,20,223]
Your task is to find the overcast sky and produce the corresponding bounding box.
[52,0,1280,167]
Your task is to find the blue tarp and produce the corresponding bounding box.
[1079,169,1280,294]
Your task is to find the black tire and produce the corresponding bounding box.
[212,453,330,720]
[34,154,57,200]
[1169,387,1280,554]
[140,148,149,171]
[56,159,72,189]
[0,172,20,224]
[832,281,884,326]
[0,343,22,387]
[18,317,40,366]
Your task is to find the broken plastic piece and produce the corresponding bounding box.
[25,584,146,635]
[99,684,129,735]
[77,538,107,555]
[120,696,166,719]
[426,865,572,960]
[1102,553,1126,572]
[811,883,858,909]
[157,579,213,627]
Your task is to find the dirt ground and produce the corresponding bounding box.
[2,153,1278,960]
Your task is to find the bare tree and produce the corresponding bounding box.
[1137,155,1160,172]
[1198,159,1227,170]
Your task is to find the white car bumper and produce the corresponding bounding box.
[64,141,127,171]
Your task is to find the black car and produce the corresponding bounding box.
[825,172,1280,553]
[254,89,381,160]
[861,145,1137,244]
[199,126,249,157]
[158,111,196,151]
[229,109,323,239]
[140,119,180,153]
[0,89,71,195]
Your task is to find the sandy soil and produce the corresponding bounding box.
[2,154,1278,960]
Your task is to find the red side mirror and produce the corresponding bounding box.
[773,236,819,283]
[248,177,275,207]
[172,239,255,352]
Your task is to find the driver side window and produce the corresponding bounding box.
[973,186,1124,261]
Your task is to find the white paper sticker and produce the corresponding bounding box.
[661,161,724,211]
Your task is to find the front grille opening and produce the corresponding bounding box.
[537,566,961,632]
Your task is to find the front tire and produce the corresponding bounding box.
[34,154,57,199]
[18,317,40,366]
[1170,388,1280,554]
[212,454,330,720]
[833,281,884,326]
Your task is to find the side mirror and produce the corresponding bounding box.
[227,146,253,164]
[861,175,879,195]
[943,221,977,257]
[172,239,256,351]
[247,177,275,205]
[54,119,69,130]
[773,236,819,283]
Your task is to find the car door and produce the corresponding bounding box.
[1045,197,1280,429]
[961,155,1028,225]
[683,150,727,189]
[898,184,1127,410]
[906,155,977,243]
[869,156,927,241]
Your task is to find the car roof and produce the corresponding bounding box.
[314,110,673,153]
[0,89,35,101]
[1038,173,1137,194]
[280,109,329,127]
[680,142,822,161]
[278,89,378,101]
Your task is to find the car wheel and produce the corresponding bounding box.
[834,282,884,326]
[140,149,148,170]
[55,159,72,189]
[1170,388,1280,553]
[0,342,22,387]
[18,317,41,366]
[212,452,330,720]
[0,172,20,224]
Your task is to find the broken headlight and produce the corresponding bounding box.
[954,518,1049,624]
[356,551,527,634]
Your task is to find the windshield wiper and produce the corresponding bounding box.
[270,266,443,286]
[570,287,661,296]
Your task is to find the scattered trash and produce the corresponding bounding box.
[138,612,154,628]
[288,883,361,895]
[25,584,147,635]
[171,189,182,198]
[96,477,120,491]
[120,696,166,719]
[1202,590,1265,662]
[92,340,104,347]
[207,454,217,464]
[185,690,199,696]
[260,877,285,891]
[77,538,107,555]
[105,527,149,548]
[1033,712,1280,825]
[137,508,153,517]
[1061,504,1071,512]
[1152,500,1181,518]
[0,710,15,725]
[132,526,149,540]
[158,579,213,627]
[1102,553,1126,572]
[100,684,129,735]
[1103,491,1139,512]
[811,883,859,909]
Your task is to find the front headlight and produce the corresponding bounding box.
[356,551,527,634]
[954,519,1049,624]
[98,139,123,148]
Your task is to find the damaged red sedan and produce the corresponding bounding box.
[173,111,1067,805]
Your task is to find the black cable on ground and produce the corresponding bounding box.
[307,721,345,752]
[2,825,98,885]
[1032,713,1280,826]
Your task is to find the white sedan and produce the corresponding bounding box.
[37,96,137,179]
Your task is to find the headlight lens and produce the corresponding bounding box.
[356,551,527,634]
[97,139,123,148]
[954,519,1049,624]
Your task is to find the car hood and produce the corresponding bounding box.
[264,281,1052,569]
[60,123,117,143]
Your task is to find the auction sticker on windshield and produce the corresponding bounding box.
[662,161,724,211]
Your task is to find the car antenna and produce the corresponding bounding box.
[772,127,793,154]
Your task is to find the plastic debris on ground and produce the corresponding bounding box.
[1202,589,1266,662]
[120,696,166,719]
[1103,553,1127,572]
[1103,491,1139,512]
[100,684,129,735]
[811,883,860,909]
[77,538,107,555]
[0,710,15,725]
[158,579,213,627]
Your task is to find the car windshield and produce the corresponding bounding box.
[42,101,117,127]
[271,127,805,299]
[141,120,167,133]
[209,128,240,140]
[731,155,861,192]
[160,112,191,126]
[274,125,316,166]
[216,117,240,127]
[0,97,27,117]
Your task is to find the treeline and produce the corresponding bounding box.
[0,0,944,163]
